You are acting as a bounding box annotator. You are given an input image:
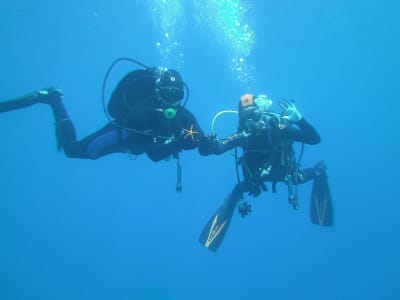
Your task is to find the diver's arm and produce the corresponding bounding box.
[198,131,248,156]
[215,132,249,154]
[284,118,321,145]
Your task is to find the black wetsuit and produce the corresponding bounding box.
[197,113,323,251]
[200,116,320,192]
[55,69,203,162]
[56,107,203,162]
[199,112,322,219]
[1,69,204,162]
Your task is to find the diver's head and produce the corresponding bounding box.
[238,93,273,131]
[239,93,272,116]
[154,67,184,107]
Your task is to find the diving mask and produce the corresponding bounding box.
[254,94,272,112]
[155,67,184,107]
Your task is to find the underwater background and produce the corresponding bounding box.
[0,0,399,299]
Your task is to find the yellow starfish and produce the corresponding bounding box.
[183,124,199,141]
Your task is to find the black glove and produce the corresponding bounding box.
[198,134,218,156]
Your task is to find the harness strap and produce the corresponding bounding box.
[175,153,182,192]
[174,107,183,192]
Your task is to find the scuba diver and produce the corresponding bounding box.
[198,93,333,251]
[0,59,204,191]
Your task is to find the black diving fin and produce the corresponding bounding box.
[0,92,40,113]
[198,184,243,252]
[198,199,235,252]
[310,174,333,226]
[0,89,62,113]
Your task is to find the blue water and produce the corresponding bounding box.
[0,1,399,299]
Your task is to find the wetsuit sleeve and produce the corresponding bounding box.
[198,132,248,156]
[178,108,205,150]
[199,118,320,156]
[282,118,321,145]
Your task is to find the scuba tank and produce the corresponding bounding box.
[102,58,189,127]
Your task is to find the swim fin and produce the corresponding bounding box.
[198,183,243,252]
[0,89,62,113]
[310,174,333,226]
[0,92,40,113]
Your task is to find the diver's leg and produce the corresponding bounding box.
[61,123,129,159]
[36,88,78,151]
[0,88,79,152]
[1,88,129,160]
[40,89,131,159]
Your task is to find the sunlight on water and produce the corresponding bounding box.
[146,0,255,88]
[148,0,185,68]
[192,0,256,89]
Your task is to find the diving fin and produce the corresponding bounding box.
[0,93,40,113]
[0,89,62,113]
[310,174,333,226]
[198,183,243,252]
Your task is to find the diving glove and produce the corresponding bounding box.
[280,100,302,123]
[198,134,218,156]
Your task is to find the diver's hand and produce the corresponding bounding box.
[198,134,218,156]
[280,100,302,123]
